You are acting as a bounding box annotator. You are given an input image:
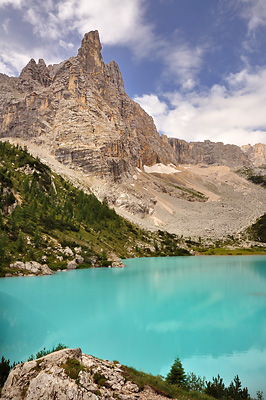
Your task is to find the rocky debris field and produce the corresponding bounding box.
[4,138,266,241]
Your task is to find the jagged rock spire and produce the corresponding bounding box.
[77,30,104,74]
[19,58,51,87]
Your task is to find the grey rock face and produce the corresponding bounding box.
[168,138,255,168]
[75,255,84,264]
[66,260,77,270]
[0,348,151,400]
[0,31,174,181]
[241,143,266,166]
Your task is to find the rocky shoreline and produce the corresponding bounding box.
[3,252,125,278]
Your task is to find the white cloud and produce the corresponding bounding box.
[134,68,266,146]
[0,48,30,76]
[134,94,168,118]
[24,6,62,40]
[71,0,147,45]
[0,39,64,76]
[0,0,23,8]
[21,0,151,49]
[0,0,155,75]
[2,18,9,33]
[0,0,205,86]
[0,60,13,75]
[162,43,204,86]
[238,0,266,34]
[59,40,74,50]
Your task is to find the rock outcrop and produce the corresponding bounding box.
[9,261,54,276]
[1,348,167,400]
[0,31,174,181]
[241,143,266,167]
[167,138,253,168]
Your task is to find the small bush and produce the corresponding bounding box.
[93,372,107,387]
[61,358,85,380]
[28,343,67,361]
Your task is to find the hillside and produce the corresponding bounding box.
[0,141,189,277]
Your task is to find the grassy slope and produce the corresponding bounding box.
[0,142,189,276]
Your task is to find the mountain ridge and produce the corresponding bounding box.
[0,30,265,178]
[1,30,266,239]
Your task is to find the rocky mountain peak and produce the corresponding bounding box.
[0,30,265,185]
[77,30,104,75]
[19,57,51,88]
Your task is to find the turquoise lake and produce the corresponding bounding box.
[1,255,266,395]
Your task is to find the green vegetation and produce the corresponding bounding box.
[27,343,67,361]
[123,365,213,400]
[61,358,85,381]
[249,214,266,243]
[123,357,258,400]
[248,175,266,187]
[0,357,13,388]
[166,356,187,388]
[205,374,250,400]
[93,372,107,387]
[180,234,266,256]
[197,246,266,256]
[0,141,190,277]
[171,183,208,201]
[238,166,266,189]
[235,166,266,246]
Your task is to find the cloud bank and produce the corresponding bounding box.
[134,67,266,146]
[0,0,205,85]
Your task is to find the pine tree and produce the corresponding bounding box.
[17,232,25,253]
[166,356,187,387]
[205,374,225,399]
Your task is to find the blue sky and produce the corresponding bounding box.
[0,0,266,146]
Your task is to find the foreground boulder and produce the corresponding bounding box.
[1,348,168,400]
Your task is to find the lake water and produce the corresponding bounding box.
[1,255,266,395]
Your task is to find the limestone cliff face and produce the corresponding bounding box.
[0,30,265,180]
[0,31,174,180]
[167,138,253,168]
[241,143,266,166]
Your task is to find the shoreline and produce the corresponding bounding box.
[2,250,266,278]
